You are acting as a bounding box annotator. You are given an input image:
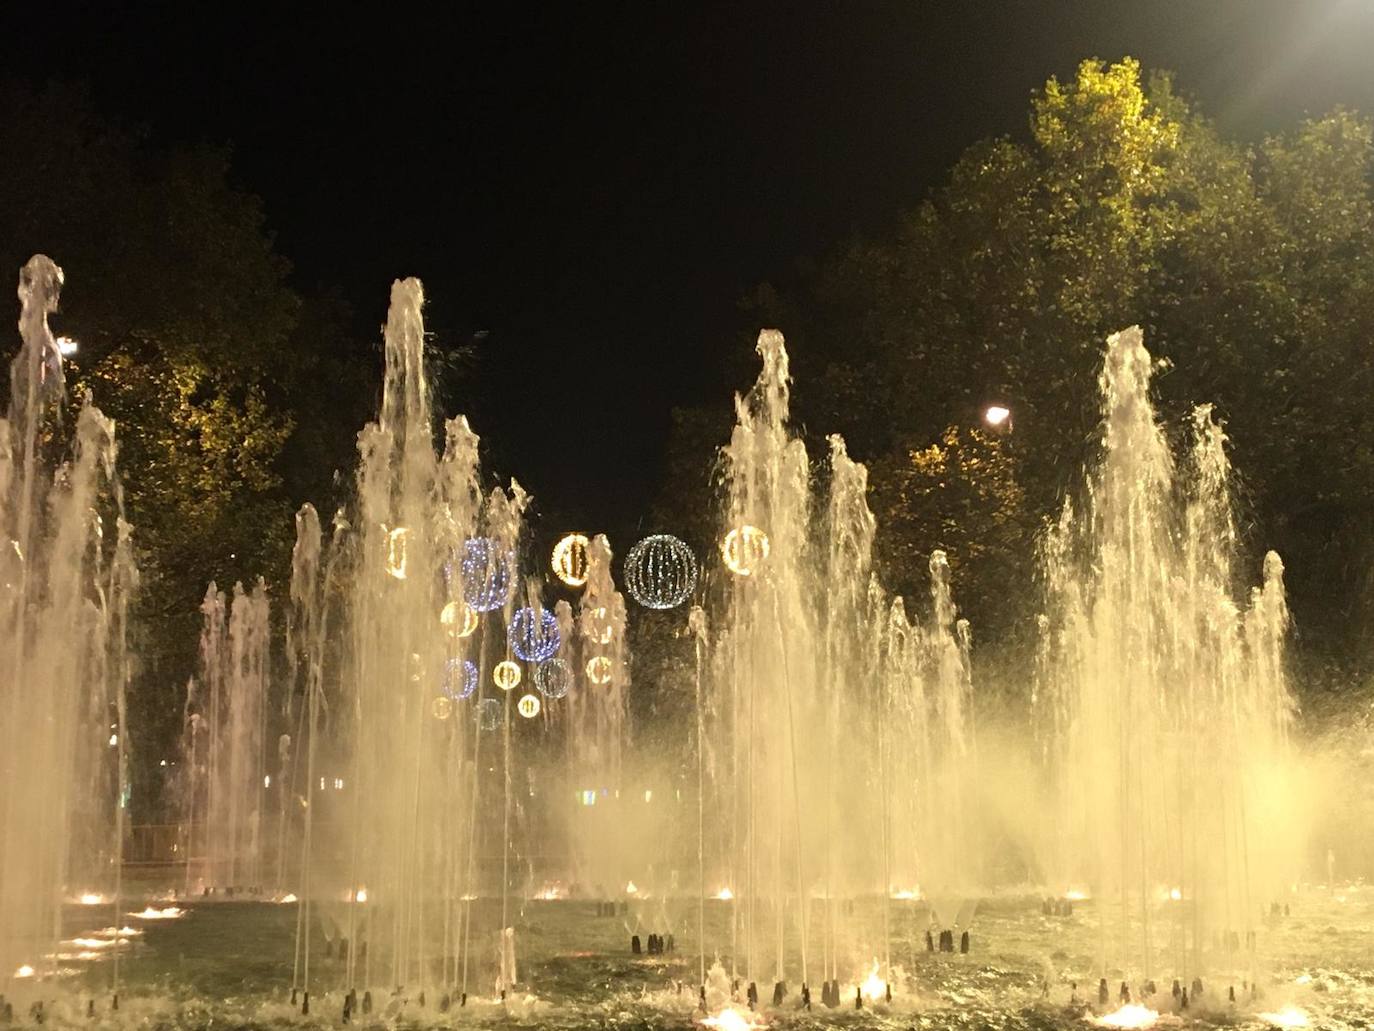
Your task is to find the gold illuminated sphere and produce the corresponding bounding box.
[494,660,522,691]
[440,600,479,638]
[432,696,453,720]
[552,533,591,588]
[386,526,410,579]
[586,655,613,684]
[722,525,770,577]
[517,693,541,719]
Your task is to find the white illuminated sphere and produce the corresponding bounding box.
[551,533,591,588]
[984,404,1011,427]
[494,660,522,691]
[722,525,770,577]
[586,655,613,684]
[517,693,541,719]
[535,658,573,699]
[624,534,697,609]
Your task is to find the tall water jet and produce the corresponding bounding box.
[182,579,271,893]
[0,256,137,981]
[1036,326,1298,981]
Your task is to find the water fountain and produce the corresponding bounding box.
[1036,326,1299,987]
[0,256,137,985]
[180,578,271,895]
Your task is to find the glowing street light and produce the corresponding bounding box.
[983,405,1012,428]
[55,336,79,356]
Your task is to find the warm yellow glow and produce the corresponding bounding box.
[586,655,613,684]
[722,525,770,576]
[858,958,887,1002]
[353,888,368,904]
[1168,887,1182,901]
[890,887,919,900]
[1065,888,1090,900]
[131,906,184,920]
[984,405,1012,427]
[275,893,298,904]
[552,533,591,588]
[715,887,734,901]
[79,892,106,905]
[14,964,35,978]
[699,1008,767,1031]
[432,696,453,720]
[1260,1006,1310,1029]
[385,526,410,579]
[441,600,479,637]
[1093,1005,1158,1029]
[494,660,522,691]
[69,937,128,950]
[518,693,541,719]
[533,883,565,900]
[625,881,638,894]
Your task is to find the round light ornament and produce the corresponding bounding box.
[585,606,615,645]
[624,534,697,610]
[722,525,770,577]
[442,657,480,701]
[509,606,561,662]
[517,693,541,719]
[385,526,410,580]
[494,659,523,692]
[454,537,515,613]
[441,600,479,638]
[535,657,573,699]
[432,696,453,720]
[551,533,591,588]
[586,655,613,685]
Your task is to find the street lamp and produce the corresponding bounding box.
[56,336,78,356]
[983,404,1011,429]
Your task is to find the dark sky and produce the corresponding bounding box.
[8,1,1374,543]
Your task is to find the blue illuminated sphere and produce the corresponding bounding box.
[475,697,501,731]
[624,534,697,609]
[535,658,572,699]
[443,657,479,700]
[455,537,515,613]
[509,606,560,662]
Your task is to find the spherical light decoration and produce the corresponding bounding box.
[455,537,515,613]
[493,659,522,692]
[624,534,697,610]
[586,655,613,685]
[442,657,479,701]
[386,527,410,579]
[440,600,479,638]
[535,658,572,699]
[722,525,770,577]
[475,697,501,731]
[585,606,615,645]
[509,606,561,662]
[432,696,453,720]
[551,533,591,588]
[517,693,541,719]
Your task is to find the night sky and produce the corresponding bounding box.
[7,1,1374,542]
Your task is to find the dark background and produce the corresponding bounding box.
[6,0,1374,543]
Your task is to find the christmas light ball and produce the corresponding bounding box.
[386,527,410,580]
[624,534,697,609]
[535,658,572,699]
[509,606,560,662]
[442,657,479,701]
[475,697,501,731]
[455,537,515,613]
[586,655,613,685]
[551,533,591,588]
[517,693,541,719]
[494,659,522,691]
[432,696,453,720]
[440,600,479,638]
[722,525,770,577]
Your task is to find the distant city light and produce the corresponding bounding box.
[984,405,1012,427]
